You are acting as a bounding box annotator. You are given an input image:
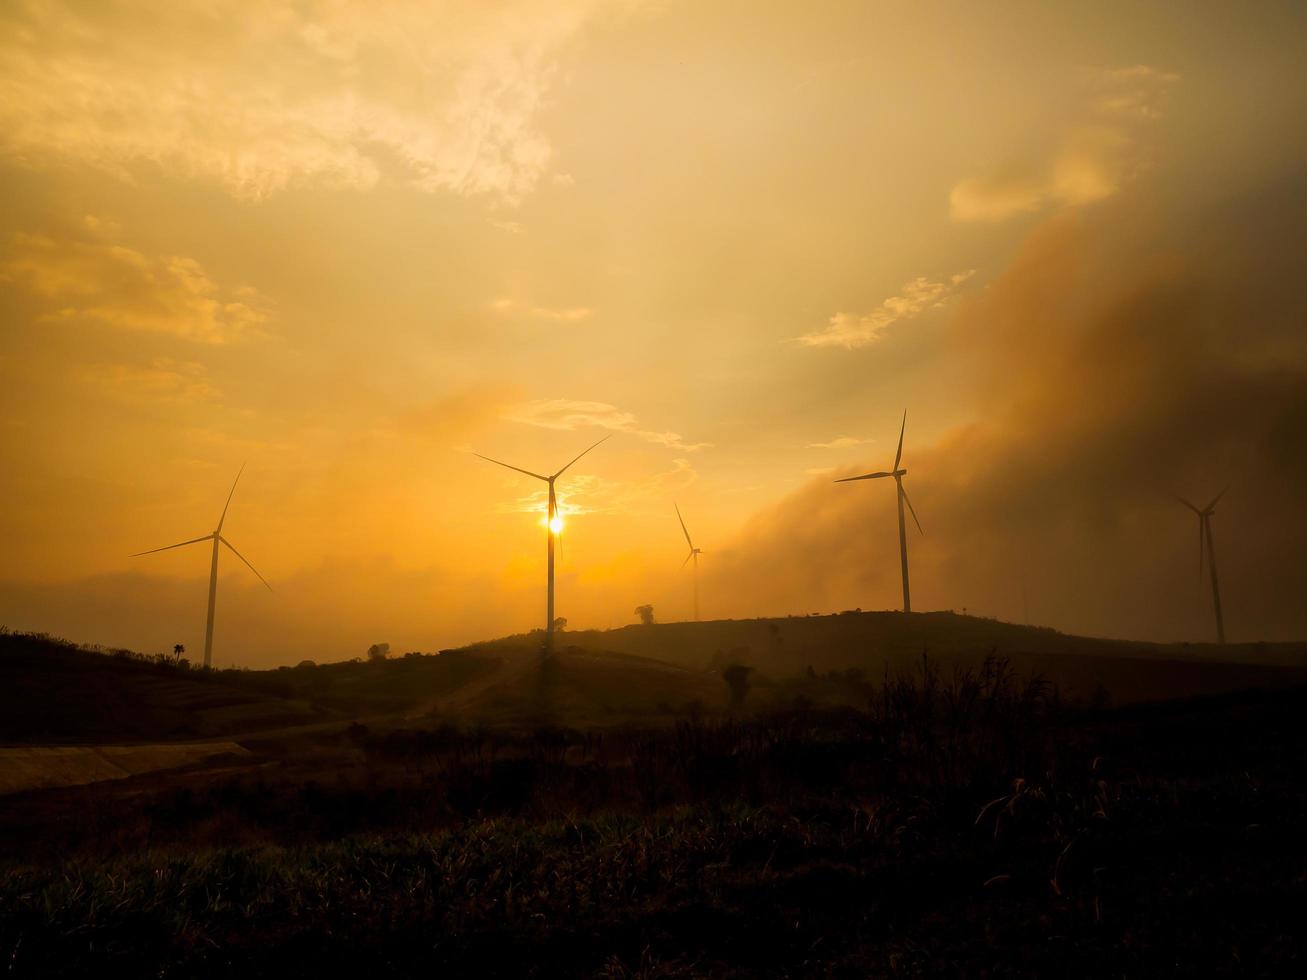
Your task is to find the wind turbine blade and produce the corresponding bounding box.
[219,536,273,592]
[675,502,694,549]
[552,433,612,479]
[1204,484,1230,514]
[682,550,694,568]
[130,534,212,558]
[1174,494,1202,515]
[893,410,906,471]
[216,462,246,533]
[473,453,548,482]
[835,471,892,483]
[900,484,924,535]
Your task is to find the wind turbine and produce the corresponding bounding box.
[131,465,272,668]
[1176,487,1228,644]
[835,411,923,613]
[675,502,704,621]
[475,434,610,647]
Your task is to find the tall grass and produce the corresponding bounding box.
[4,659,1306,977]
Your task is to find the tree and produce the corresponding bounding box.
[552,617,568,632]
[367,642,390,662]
[722,664,753,710]
[634,604,655,626]
[172,643,184,664]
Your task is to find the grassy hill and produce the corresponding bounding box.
[4,670,1307,976]
[5,618,1307,974]
[0,631,324,744]
[7,614,1307,745]
[550,610,1307,670]
[429,647,724,727]
[458,611,1307,708]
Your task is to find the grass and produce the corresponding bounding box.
[0,631,324,742]
[3,648,1307,976]
[0,741,250,795]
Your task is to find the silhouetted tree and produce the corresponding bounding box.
[172,643,184,664]
[722,664,753,709]
[553,617,568,632]
[367,642,390,662]
[634,604,655,626]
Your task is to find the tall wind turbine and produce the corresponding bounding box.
[476,434,610,647]
[675,502,704,621]
[131,465,272,668]
[1177,487,1228,644]
[835,411,923,613]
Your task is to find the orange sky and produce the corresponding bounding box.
[2,1,1306,665]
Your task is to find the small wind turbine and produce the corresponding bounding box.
[675,502,704,621]
[475,434,610,647]
[835,410,923,613]
[131,465,272,668]
[1177,487,1228,644]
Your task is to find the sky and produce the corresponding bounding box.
[2,1,1306,666]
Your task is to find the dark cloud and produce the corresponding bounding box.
[709,187,1307,643]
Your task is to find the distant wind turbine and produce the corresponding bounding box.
[475,435,610,647]
[675,502,704,621]
[835,411,923,613]
[1176,487,1228,644]
[131,465,272,668]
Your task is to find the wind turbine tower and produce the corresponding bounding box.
[835,411,923,613]
[475,435,610,648]
[131,465,272,668]
[675,502,704,621]
[1177,488,1228,644]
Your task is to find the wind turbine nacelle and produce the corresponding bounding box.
[894,469,907,477]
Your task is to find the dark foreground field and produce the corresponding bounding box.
[3,634,1306,977]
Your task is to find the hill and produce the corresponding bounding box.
[0,631,324,744]
[8,614,1307,744]
[5,670,1307,976]
[6,618,1307,974]
[457,611,1307,708]
[429,646,724,727]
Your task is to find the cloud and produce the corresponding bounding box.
[393,385,517,445]
[798,271,975,349]
[83,358,217,403]
[532,307,593,322]
[1,230,269,344]
[806,436,874,449]
[950,65,1178,222]
[711,195,1307,642]
[635,458,699,498]
[1092,65,1181,120]
[504,399,711,451]
[491,298,594,322]
[948,175,1048,223]
[0,0,637,202]
[496,458,699,517]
